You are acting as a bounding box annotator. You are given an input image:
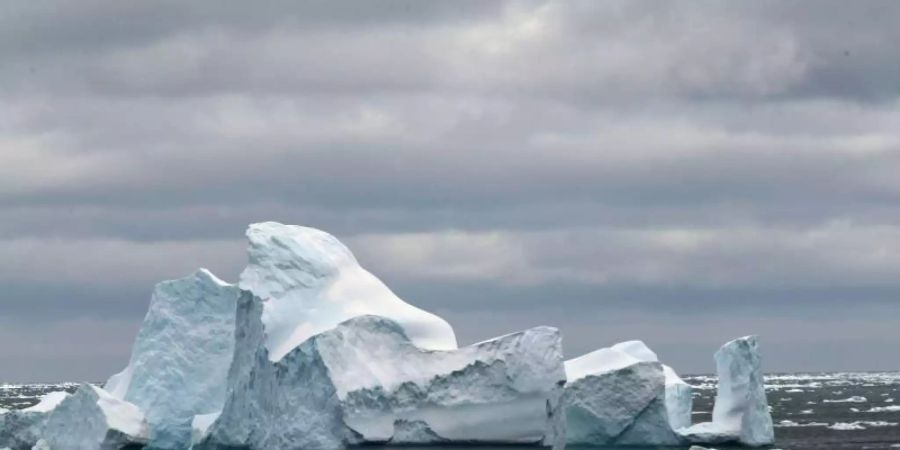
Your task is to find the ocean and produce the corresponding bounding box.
[2,372,898,449]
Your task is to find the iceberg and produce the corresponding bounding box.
[679,335,775,446]
[562,346,683,446]
[15,221,779,449]
[38,384,148,450]
[0,392,69,450]
[239,222,457,361]
[103,269,240,449]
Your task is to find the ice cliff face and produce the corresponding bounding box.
[679,335,775,446]
[103,269,240,449]
[315,315,566,445]
[563,347,683,446]
[196,291,347,450]
[711,335,775,446]
[610,340,693,430]
[239,222,457,361]
[0,392,69,450]
[39,384,148,450]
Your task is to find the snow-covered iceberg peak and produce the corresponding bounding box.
[239,221,457,361]
[103,268,241,449]
[564,347,643,381]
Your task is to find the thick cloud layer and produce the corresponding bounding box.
[1,1,899,381]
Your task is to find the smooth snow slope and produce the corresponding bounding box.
[239,222,457,361]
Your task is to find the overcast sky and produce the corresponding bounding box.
[2,1,900,382]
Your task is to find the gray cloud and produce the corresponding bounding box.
[2,0,899,381]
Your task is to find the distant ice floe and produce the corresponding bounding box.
[776,420,898,430]
[823,396,867,403]
[827,421,897,431]
[865,405,900,413]
[777,420,828,428]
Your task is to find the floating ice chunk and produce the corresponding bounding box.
[865,405,900,413]
[775,420,827,428]
[679,336,774,447]
[678,421,739,445]
[239,222,457,361]
[0,392,70,449]
[827,421,882,431]
[823,396,867,403]
[40,384,148,449]
[563,347,683,446]
[828,422,866,431]
[103,269,240,449]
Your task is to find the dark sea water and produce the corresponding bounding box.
[686,372,900,449]
[3,372,899,449]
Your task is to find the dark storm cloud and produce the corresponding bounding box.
[3,1,900,100]
[2,0,900,381]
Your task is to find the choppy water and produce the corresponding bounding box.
[686,372,900,449]
[2,372,899,449]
